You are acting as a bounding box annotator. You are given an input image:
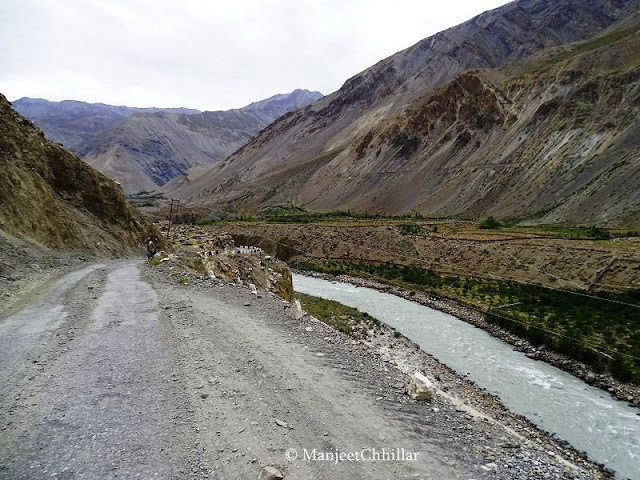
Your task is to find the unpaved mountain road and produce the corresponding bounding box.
[0,261,602,479]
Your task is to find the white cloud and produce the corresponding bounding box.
[0,0,512,110]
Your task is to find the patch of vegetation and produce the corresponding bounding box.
[197,205,440,225]
[148,256,163,266]
[292,259,640,384]
[181,256,207,274]
[586,225,611,240]
[295,292,383,340]
[261,209,394,224]
[179,238,199,246]
[398,223,425,235]
[127,191,165,208]
[479,216,502,229]
[519,224,615,240]
[260,204,309,217]
[178,276,189,285]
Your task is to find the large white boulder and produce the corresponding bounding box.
[290,300,303,320]
[258,466,284,479]
[406,371,434,401]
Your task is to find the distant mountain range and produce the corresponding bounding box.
[11,98,200,152]
[167,0,640,226]
[13,89,323,193]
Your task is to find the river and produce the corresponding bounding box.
[293,274,640,479]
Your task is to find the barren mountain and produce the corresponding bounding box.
[0,93,150,253]
[12,98,198,153]
[81,89,322,194]
[14,90,322,195]
[172,0,640,226]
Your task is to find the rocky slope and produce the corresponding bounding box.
[172,0,640,226]
[0,93,151,253]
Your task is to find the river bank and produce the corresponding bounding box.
[142,257,614,479]
[293,270,640,408]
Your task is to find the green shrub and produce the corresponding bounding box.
[148,256,162,266]
[479,216,501,229]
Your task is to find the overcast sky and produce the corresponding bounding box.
[1,0,512,111]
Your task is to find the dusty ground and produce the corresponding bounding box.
[0,232,83,317]
[0,259,609,479]
[190,222,640,292]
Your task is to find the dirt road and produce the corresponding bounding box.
[0,261,603,479]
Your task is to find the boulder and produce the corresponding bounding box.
[258,466,284,480]
[585,372,596,384]
[290,300,303,320]
[406,371,434,401]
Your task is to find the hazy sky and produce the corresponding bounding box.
[1,0,512,111]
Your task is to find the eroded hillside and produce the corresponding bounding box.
[172,0,640,226]
[0,94,150,253]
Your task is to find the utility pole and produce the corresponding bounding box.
[172,200,180,242]
[167,198,179,241]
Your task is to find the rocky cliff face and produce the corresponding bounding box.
[172,0,640,226]
[0,94,152,254]
[15,90,322,195]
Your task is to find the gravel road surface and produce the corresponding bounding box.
[0,261,604,479]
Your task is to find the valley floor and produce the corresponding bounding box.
[0,260,608,479]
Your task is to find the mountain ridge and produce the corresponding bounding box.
[12,97,200,153]
[169,0,640,226]
[15,89,323,194]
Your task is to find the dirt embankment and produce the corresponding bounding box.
[160,230,294,302]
